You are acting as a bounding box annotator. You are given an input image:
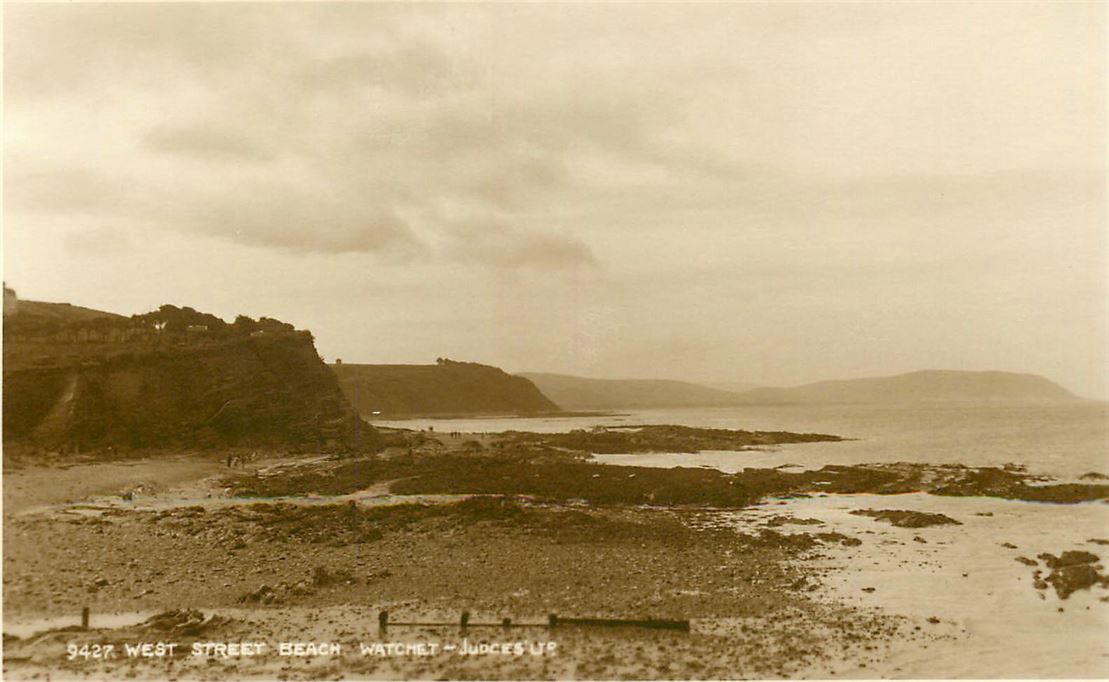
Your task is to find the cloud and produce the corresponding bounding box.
[506,232,599,270]
[2,4,288,99]
[5,167,129,215]
[6,5,673,264]
[6,3,773,268]
[5,165,426,256]
[442,215,598,271]
[143,125,274,163]
[64,226,131,258]
[299,41,459,98]
[174,184,424,256]
[4,2,1102,279]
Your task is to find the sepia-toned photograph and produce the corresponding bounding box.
[2,1,1107,679]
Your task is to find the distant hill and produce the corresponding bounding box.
[704,381,763,394]
[518,373,748,410]
[735,370,1081,404]
[519,369,1080,409]
[334,360,560,417]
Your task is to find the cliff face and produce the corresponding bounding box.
[3,304,379,453]
[519,373,749,410]
[332,360,560,417]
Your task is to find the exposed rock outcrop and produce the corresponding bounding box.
[849,509,962,528]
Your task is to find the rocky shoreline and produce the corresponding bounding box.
[222,425,1109,505]
[3,425,1107,679]
[2,489,914,679]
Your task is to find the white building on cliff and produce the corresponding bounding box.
[3,283,18,317]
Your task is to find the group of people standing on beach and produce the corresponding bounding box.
[225,451,258,468]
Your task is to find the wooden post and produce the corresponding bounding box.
[501,617,512,629]
[460,611,470,630]
[378,611,388,634]
[81,607,90,630]
[548,614,558,628]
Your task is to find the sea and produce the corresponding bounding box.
[370,402,1109,479]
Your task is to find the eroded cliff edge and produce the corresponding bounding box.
[3,303,379,453]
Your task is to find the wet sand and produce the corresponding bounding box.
[3,454,226,515]
[711,493,1109,678]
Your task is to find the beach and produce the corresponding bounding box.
[4,403,1108,678]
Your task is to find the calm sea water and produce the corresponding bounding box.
[370,402,1109,478]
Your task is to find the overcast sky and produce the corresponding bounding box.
[4,2,1106,398]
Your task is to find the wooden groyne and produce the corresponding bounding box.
[377,611,690,633]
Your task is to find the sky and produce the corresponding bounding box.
[3,2,1107,398]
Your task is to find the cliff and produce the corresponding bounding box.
[519,372,749,410]
[332,359,560,417]
[3,303,379,453]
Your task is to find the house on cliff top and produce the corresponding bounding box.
[3,283,18,317]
